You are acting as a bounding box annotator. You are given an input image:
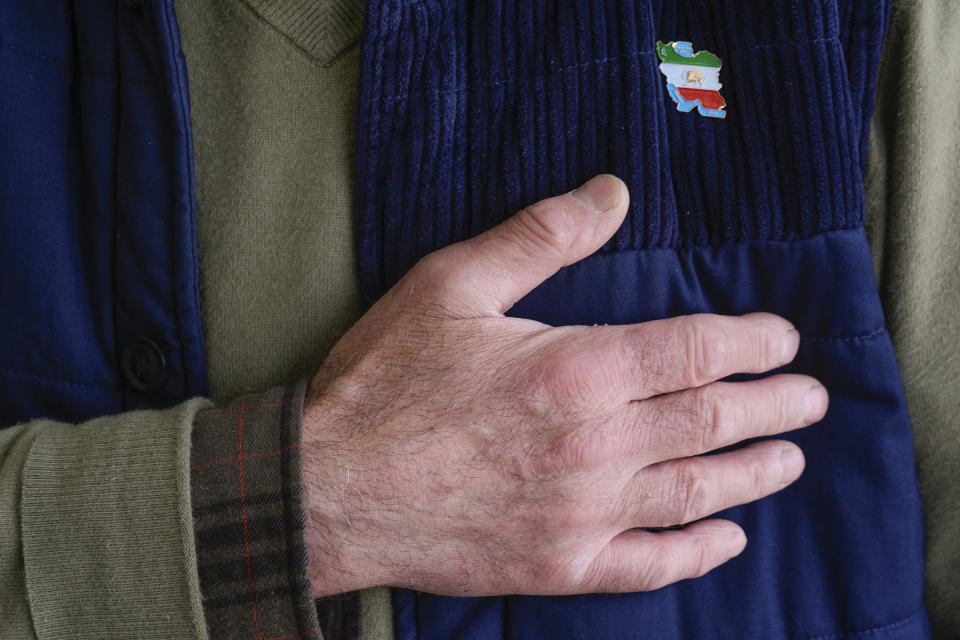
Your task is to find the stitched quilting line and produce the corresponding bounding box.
[800,327,886,343]
[236,398,265,639]
[1,40,154,85]
[367,36,841,106]
[1,39,60,66]
[191,444,302,471]
[805,610,924,640]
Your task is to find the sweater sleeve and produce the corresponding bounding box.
[864,1,960,636]
[1,381,365,640]
[0,398,212,639]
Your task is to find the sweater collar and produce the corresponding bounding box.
[243,0,365,66]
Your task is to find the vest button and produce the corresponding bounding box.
[121,338,167,392]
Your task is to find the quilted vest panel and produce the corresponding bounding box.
[0,0,206,427]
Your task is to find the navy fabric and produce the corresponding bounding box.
[355,1,929,638]
[356,1,891,303]
[393,231,930,639]
[0,0,206,427]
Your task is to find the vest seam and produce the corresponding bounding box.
[157,0,205,400]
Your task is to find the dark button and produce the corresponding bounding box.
[121,338,167,392]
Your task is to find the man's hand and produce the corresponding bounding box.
[302,175,827,598]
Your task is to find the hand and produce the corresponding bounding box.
[301,175,827,597]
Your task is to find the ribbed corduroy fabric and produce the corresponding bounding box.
[356,1,889,303]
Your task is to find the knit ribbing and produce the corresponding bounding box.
[19,400,212,640]
[356,0,890,303]
[245,0,365,66]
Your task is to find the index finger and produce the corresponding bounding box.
[606,312,799,399]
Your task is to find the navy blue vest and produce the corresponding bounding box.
[356,1,930,638]
[0,0,206,427]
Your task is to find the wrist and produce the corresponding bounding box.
[301,387,391,597]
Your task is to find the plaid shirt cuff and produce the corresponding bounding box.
[191,381,342,639]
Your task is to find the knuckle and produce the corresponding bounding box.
[749,452,775,496]
[511,202,572,261]
[617,326,661,393]
[689,537,714,580]
[527,505,600,578]
[534,350,600,406]
[761,325,781,363]
[698,386,743,449]
[771,384,794,429]
[409,251,457,305]
[534,355,574,400]
[632,545,665,591]
[756,321,784,366]
[413,250,451,284]
[555,426,612,473]
[609,470,645,524]
[674,463,712,524]
[679,316,727,385]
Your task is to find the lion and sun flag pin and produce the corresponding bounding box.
[657,40,727,119]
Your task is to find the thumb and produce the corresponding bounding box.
[420,174,628,317]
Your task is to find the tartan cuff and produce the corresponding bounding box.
[190,381,322,640]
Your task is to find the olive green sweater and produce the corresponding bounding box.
[866,2,960,632]
[0,1,957,639]
[173,0,392,636]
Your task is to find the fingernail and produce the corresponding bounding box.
[803,384,829,424]
[725,528,747,558]
[781,327,800,362]
[571,174,621,214]
[777,445,804,487]
[698,521,747,558]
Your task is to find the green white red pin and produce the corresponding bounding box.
[656,41,727,119]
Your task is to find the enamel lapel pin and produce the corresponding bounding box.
[656,41,727,119]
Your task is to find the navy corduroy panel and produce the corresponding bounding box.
[356,1,930,638]
[356,1,891,303]
[0,0,206,427]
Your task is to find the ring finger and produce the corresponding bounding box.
[618,439,805,529]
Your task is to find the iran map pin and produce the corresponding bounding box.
[656,41,727,119]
